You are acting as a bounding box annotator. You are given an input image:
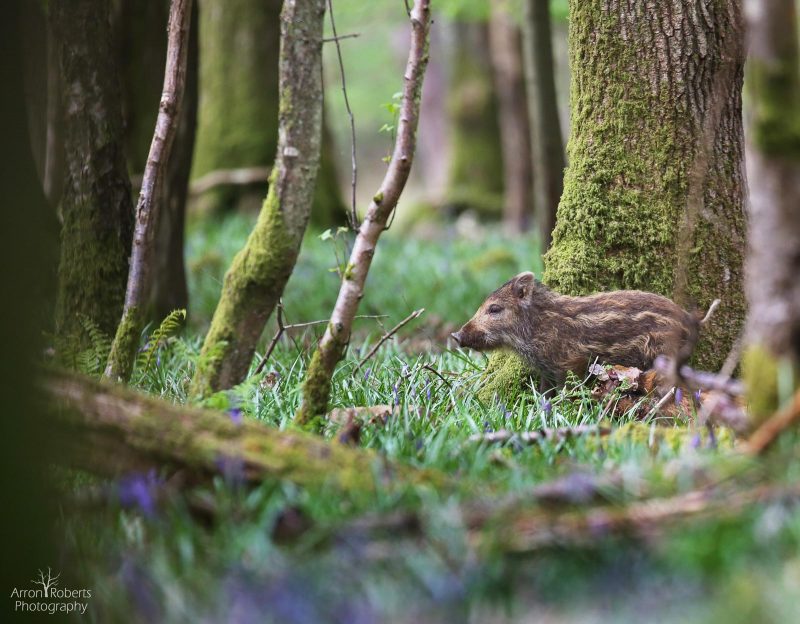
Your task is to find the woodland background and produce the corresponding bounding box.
[2,0,800,622]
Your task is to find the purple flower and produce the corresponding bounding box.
[118,471,161,517]
[690,433,702,449]
[392,384,399,406]
[228,407,243,425]
[675,388,683,405]
[216,454,246,487]
[542,399,553,417]
[426,384,432,401]
[483,420,492,432]
[694,390,702,404]
[363,367,371,381]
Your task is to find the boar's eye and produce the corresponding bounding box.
[487,304,503,315]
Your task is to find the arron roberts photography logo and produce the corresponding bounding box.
[9,568,92,616]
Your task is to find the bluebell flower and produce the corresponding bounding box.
[675,388,683,404]
[228,407,243,425]
[363,367,371,381]
[542,399,553,417]
[118,470,161,517]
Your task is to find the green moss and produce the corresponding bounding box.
[295,348,333,431]
[104,305,143,382]
[477,351,535,403]
[605,422,735,452]
[742,345,800,427]
[189,170,296,397]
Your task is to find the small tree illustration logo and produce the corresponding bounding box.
[31,568,60,598]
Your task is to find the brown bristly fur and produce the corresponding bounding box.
[452,272,717,393]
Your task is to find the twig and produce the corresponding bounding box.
[647,387,675,419]
[356,309,425,370]
[323,33,360,43]
[422,363,452,388]
[188,166,271,196]
[742,388,800,455]
[253,307,388,375]
[326,0,358,229]
[468,425,611,445]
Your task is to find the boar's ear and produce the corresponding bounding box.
[512,272,535,299]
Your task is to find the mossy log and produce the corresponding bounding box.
[45,370,444,493]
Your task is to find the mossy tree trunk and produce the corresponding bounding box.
[189,0,326,398]
[741,0,800,423]
[543,0,747,370]
[489,1,534,233]
[443,20,504,217]
[192,0,345,226]
[50,0,135,342]
[115,0,198,320]
[522,0,565,248]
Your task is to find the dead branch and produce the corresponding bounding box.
[188,166,271,196]
[468,425,611,445]
[471,482,800,553]
[322,33,360,43]
[105,0,193,381]
[356,308,425,370]
[742,388,800,455]
[252,306,388,376]
[326,0,358,227]
[45,369,446,492]
[296,0,432,426]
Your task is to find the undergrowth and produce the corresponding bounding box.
[59,220,800,623]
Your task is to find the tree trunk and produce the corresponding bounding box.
[50,0,135,342]
[443,20,504,217]
[189,0,326,398]
[742,0,800,423]
[296,0,433,427]
[543,0,747,370]
[489,2,534,233]
[46,370,444,493]
[522,0,565,248]
[115,0,197,321]
[105,0,194,382]
[192,0,345,224]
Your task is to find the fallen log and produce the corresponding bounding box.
[44,370,446,493]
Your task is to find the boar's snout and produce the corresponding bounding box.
[450,331,462,345]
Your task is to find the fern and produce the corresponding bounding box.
[137,309,187,375]
[75,316,112,376]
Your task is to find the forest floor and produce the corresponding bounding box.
[63,213,800,623]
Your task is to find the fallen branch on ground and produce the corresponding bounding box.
[45,369,446,493]
[468,425,611,445]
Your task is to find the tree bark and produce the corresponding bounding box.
[741,0,800,423]
[443,20,504,217]
[522,0,565,248]
[296,0,433,427]
[189,0,327,398]
[191,0,345,224]
[46,370,443,493]
[543,0,747,370]
[115,0,197,321]
[105,0,194,382]
[489,2,534,233]
[50,0,135,342]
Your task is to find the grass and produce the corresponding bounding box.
[62,214,800,623]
